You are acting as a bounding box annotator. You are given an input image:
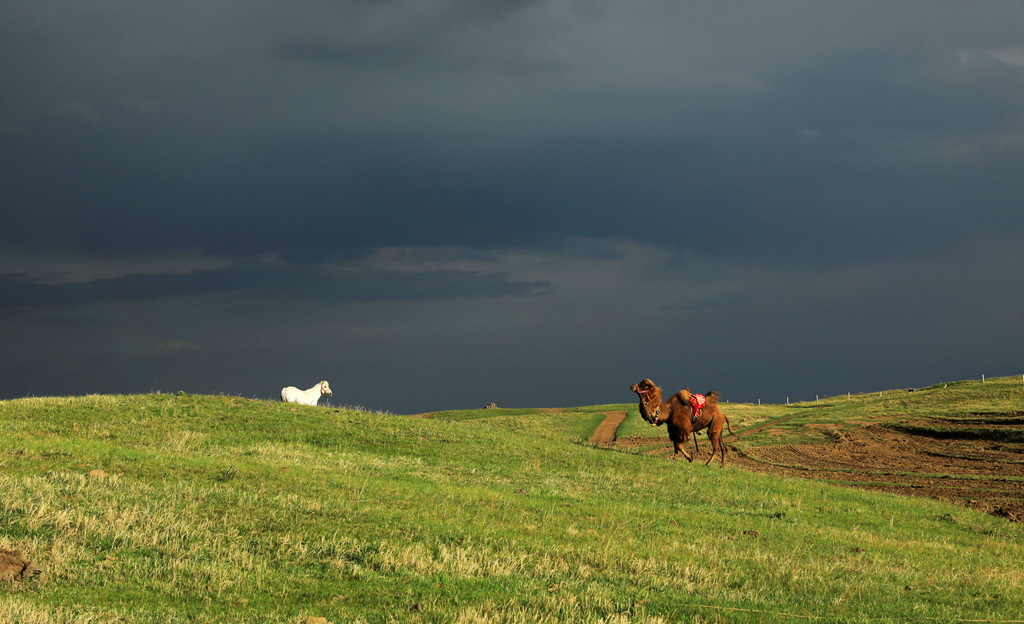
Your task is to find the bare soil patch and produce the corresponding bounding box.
[608,412,1024,522]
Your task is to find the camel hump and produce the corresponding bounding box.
[704,390,719,406]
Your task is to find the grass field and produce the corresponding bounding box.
[2,378,1023,623]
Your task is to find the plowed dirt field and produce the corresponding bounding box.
[606,412,1024,522]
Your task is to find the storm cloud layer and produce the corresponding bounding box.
[2,1,1022,413]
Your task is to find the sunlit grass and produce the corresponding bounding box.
[1,379,1023,622]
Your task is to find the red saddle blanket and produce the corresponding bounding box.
[689,393,706,421]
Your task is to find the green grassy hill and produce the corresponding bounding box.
[2,378,1023,623]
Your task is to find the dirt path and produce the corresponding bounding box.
[589,411,628,446]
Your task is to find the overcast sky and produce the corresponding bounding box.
[2,1,1022,413]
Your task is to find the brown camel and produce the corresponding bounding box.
[630,378,734,467]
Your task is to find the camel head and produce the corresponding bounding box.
[630,378,663,424]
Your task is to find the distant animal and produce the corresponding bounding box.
[281,380,332,406]
[0,549,42,582]
[629,378,734,467]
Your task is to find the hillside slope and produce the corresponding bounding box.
[1,383,1023,623]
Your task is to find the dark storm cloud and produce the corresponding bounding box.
[274,0,546,67]
[0,265,549,314]
[5,2,1024,266]
[2,1,1023,409]
[13,124,1022,266]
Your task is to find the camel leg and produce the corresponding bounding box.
[672,437,694,462]
[674,444,694,462]
[668,424,695,462]
[705,425,726,467]
[703,447,718,466]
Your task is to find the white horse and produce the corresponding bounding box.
[281,380,332,406]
